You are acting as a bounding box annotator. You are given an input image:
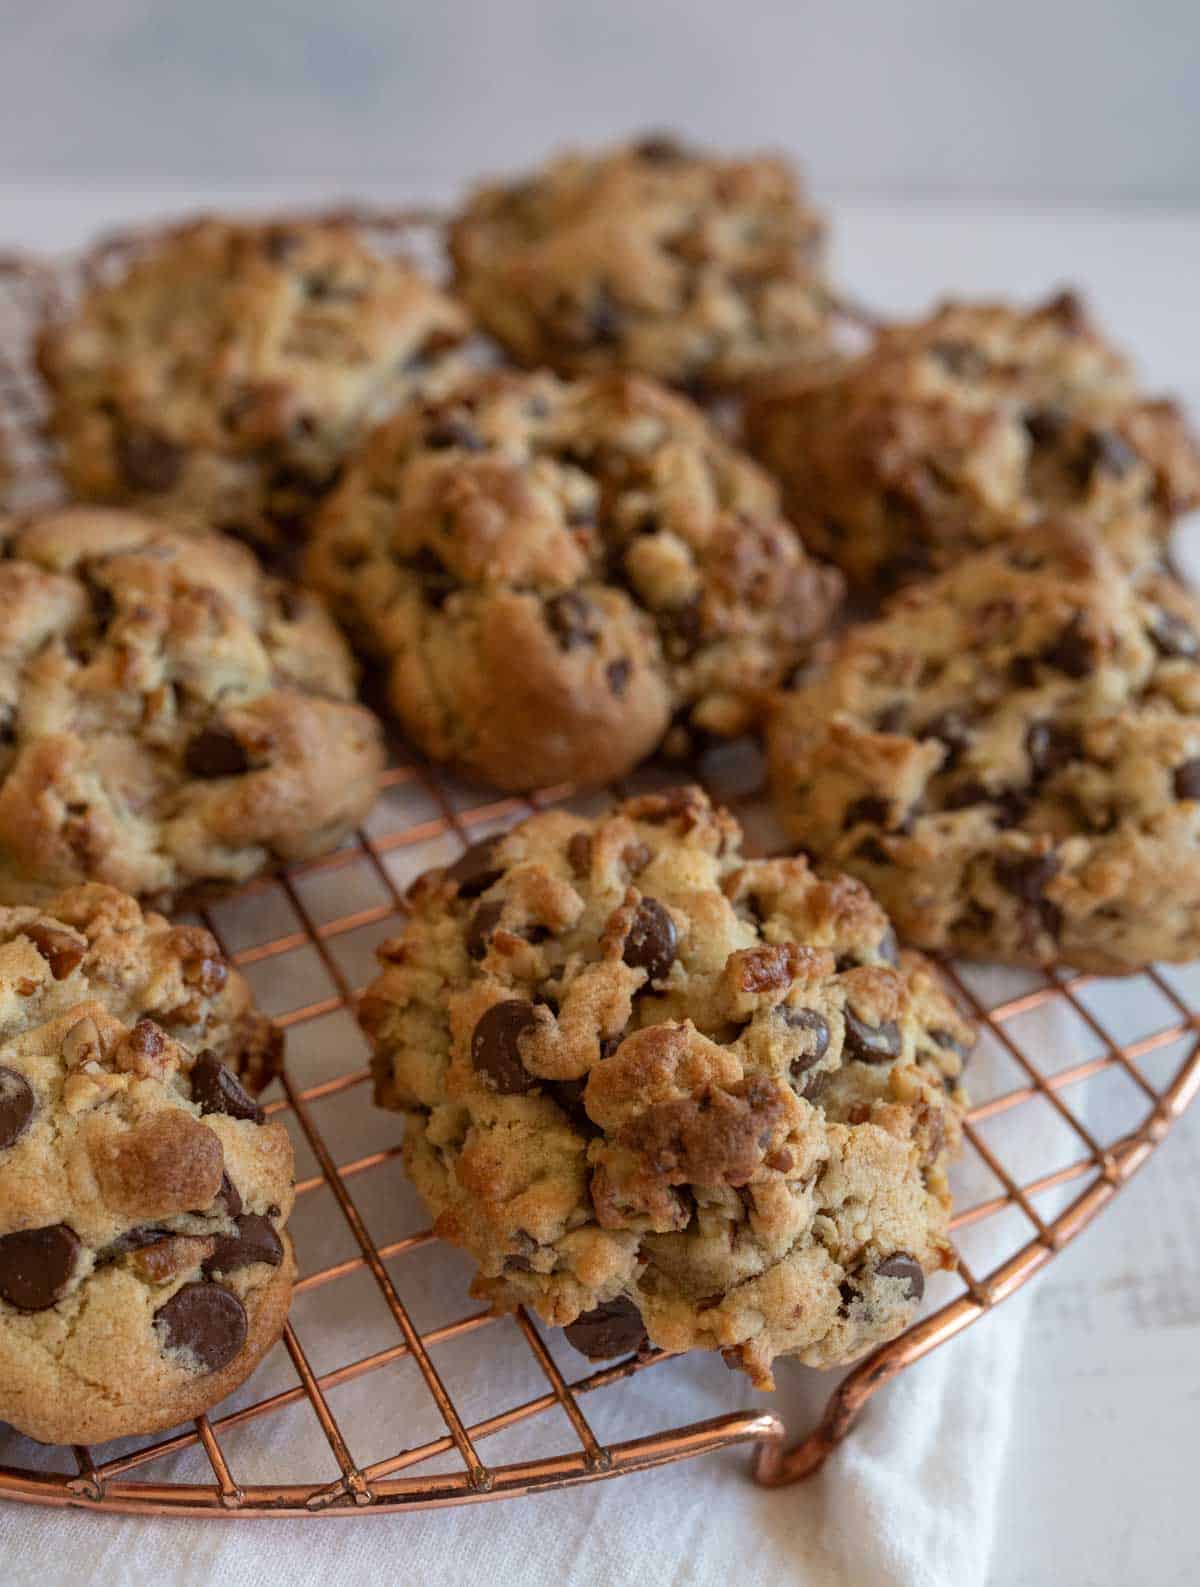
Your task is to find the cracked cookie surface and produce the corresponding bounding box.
[0,883,294,1444]
[0,505,384,906]
[361,787,970,1389]
[745,291,1200,588]
[37,216,470,546]
[769,523,1200,972]
[450,134,832,391]
[306,369,842,790]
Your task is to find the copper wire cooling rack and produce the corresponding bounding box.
[1,222,1199,1518]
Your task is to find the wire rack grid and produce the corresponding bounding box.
[0,223,1198,1517]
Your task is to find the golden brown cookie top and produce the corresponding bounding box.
[306,368,842,785]
[0,505,384,904]
[770,522,1200,970]
[450,134,832,389]
[745,291,1200,587]
[363,787,970,1388]
[37,215,470,540]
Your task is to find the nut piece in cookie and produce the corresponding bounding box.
[0,882,281,1092]
[0,506,384,906]
[745,290,1200,588]
[360,786,970,1389]
[306,369,842,790]
[769,521,1200,972]
[450,133,833,391]
[0,891,294,1445]
[36,215,471,546]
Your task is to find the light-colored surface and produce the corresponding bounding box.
[1,1,1198,200]
[0,196,1197,1587]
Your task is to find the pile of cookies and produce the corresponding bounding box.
[1,132,1197,1445]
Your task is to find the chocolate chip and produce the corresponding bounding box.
[622,899,677,983]
[843,795,889,829]
[262,228,301,262]
[606,658,631,697]
[996,851,1060,905]
[203,1214,283,1277]
[189,1051,265,1123]
[551,1076,602,1138]
[184,727,250,779]
[445,838,503,898]
[425,413,486,451]
[1040,615,1093,678]
[1026,720,1081,780]
[470,1000,539,1094]
[546,591,599,651]
[22,922,85,980]
[929,340,985,378]
[563,1296,647,1360]
[567,832,593,876]
[875,1252,925,1302]
[921,710,973,771]
[782,1008,830,1076]
[105,1225,170,1258]
[0,1067,35,1150]
[1147,607,1200,660]
[855,836,890,866]
[466,900,504,959]
[1008,655,1039,688]
[215,1172,242,1219]
[154,1281,247,1373]
[634,133,687,164]
[0,1224,81,1310]
[589,285,623,345]
[842,1009,901,1064]
[1173,759,1200,801]
[1076,428,1137,481]
[1023,404,1069,446]
[116,427,184,493]
[930,1028,970,1059]
[874,703,906,733]
[944,781,1029,828]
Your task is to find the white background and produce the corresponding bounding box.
[0,0,1198,201]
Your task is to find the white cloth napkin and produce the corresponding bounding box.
[0,973,1076,1587]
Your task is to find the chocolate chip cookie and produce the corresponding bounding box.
[745,291,1200,588]
[0,505,384,906]
[0,884,294,1444]
[37,215,470,546]
[449,134,833,391]
[360,787,970,1389]
[306,369,842,790]
[770,523,1200,972]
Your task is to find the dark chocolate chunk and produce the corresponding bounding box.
[782,1008,830,1076]
[470,1000,539,1094]
[622,899,677,983]
[1026,720,1081,780]
[466,899,505,959]
[203,1214,283,1276]
[563,1296,646,1360]
[0,1067,35,1150]
[425,412,486,451]
[588,285,623,345]
[1173,759,1200,801]
[1040,615,1094,678]
[546,591,599,651]
[445,838,503,898]
[996,851,1060,905]
[1023,403,1069,446]
[1076,428,1137,481]
[215,1172,242,1219]
[116,427,184,493]
[184,727,250,779]
[875,1252,925,1302]
[842,1009,901,1064]
[634,133,687,164]
[154,1281,248,1373]
[606,658,632,697]
[844,795,889,829]
[921,710,973,771]
[189,1051,265,1124]
[0,1224,81,1311]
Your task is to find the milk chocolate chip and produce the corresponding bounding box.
[155,1282,248,1373]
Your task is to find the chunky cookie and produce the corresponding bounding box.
[0,505,384,906]
[360,787,970,1389]
[37,215,470,546]
[770,524,1200,972]
[0,885,294,1445]
[745,291,1200,588]
[450,134,832,391]
[307,369,842,790]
